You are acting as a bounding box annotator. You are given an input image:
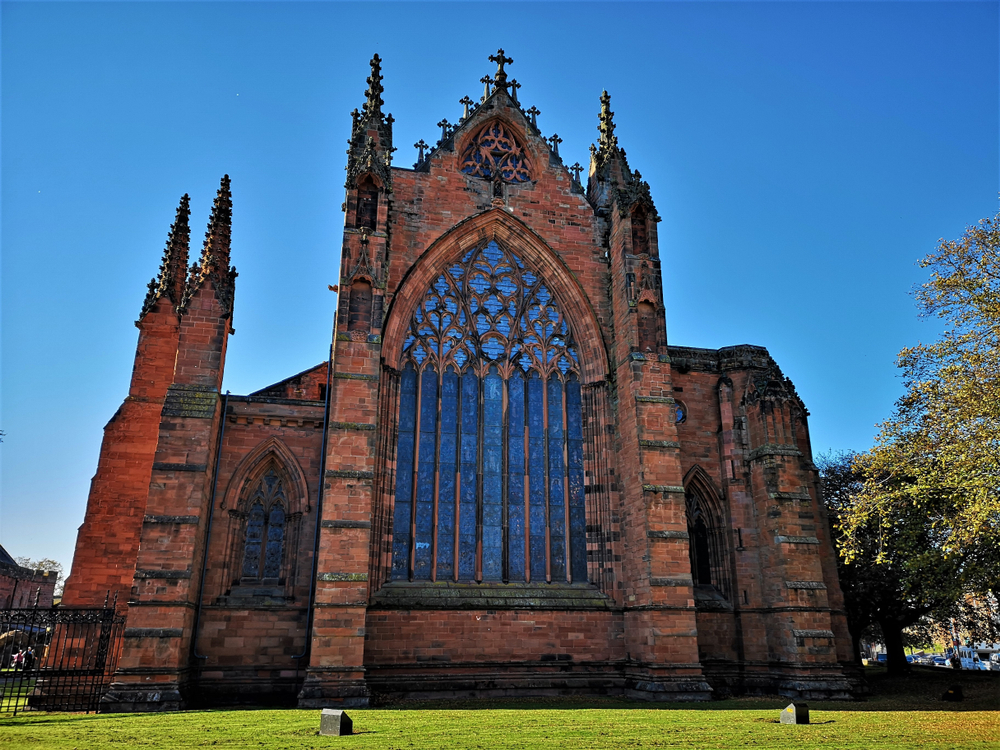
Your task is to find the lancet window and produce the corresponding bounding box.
[460,121,533,183]
[685,483,731,599]
[392,240,586,584]
[240,469,287,582]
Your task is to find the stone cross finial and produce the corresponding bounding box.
[548,133,563,157]
[414,139,428,162]
[480,76,493,101]
[437,119,451,141]
[489,48,513,85]
[526,106,540,128]
[570,162,583,184]
[509,79,521,105]
[459,96,475,120]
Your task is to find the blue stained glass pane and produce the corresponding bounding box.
[497,276,517,296]
[476,314,490,335]
[482,370,503,581]
[484,295,502,315]
[469,274,489,294]
[523,271,536,285]
[527,373,547,581]
[537,286,551,304]
[507,373,526,582]
[459,373,479,580]
[434,276,449,295]
[414,369,438,580]
[482,337,504,360]
[566,378,587,583]
[392,367,418,579]
[437,370,459,580]
[263,504,285,579]
[497,316,512,336]
[454,348,468,368]
[484,241,503,265]
[548,376,566,582]
[241,502,265,578]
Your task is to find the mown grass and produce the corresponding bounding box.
[0,667,996,749]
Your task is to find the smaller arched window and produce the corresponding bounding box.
[355,177,379,229]
[685,481,731,600]
[631,205,649,256]
[637,301,657,352]
[240,469,287,583]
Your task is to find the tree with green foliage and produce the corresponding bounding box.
[844,213,1000,579]
[819,452,963,675]
[831,211,1000,672]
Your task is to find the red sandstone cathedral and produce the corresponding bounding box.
[63,52,857,709]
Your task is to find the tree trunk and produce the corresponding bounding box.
[879,620,911,675]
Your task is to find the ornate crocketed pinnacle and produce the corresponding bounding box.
[459,96,475,120]
[362,53,384,120]
[182,175,237,317]
[526,105,540,129]
[548,133,563,157]
[480,75,494,102]
[414,139,428,163]
[569,162,583,184]
[509,79,521,105]
[598,90,618,150]
[140,193,191,320]
[437,118,451,141]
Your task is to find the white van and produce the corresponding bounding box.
[958,647,988,671]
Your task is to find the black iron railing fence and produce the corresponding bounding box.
[1,596,125,715]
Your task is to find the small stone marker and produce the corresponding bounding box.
[942,684,964,702]
[320,709,353,736]
[779,702,809,724]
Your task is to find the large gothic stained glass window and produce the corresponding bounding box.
[392,241,587,584]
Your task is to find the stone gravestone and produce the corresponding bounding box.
[320,709,353,736]
[942,685,964,702]
[779,702,809,725]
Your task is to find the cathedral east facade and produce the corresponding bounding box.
[63,53,856,709]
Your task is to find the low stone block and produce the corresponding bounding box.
[942,685,964,702]
[320,708,353,736]
[779,702,809,724]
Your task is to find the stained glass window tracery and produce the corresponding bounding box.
[240,469,287,581]
[459,121,533,183]
[393,240,586,584]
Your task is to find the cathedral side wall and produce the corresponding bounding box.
[189,399,325,695]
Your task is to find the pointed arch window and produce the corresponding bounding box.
[392,240,586,584]
[685,484,731,600]
[460,121,533,183]
[240,469,287,582]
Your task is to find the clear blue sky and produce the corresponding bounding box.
[2,2,997,577]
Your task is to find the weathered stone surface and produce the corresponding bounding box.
[780,702,809,724]
[320,709,353,736]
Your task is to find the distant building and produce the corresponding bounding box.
[63,51,857,709]
[0,545,56,609]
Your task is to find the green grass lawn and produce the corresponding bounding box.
[0,667,996,749]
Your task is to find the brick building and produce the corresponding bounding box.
[0,545,57,609]
[62,52,856,709]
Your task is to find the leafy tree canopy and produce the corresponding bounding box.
[843,212,1000,593]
